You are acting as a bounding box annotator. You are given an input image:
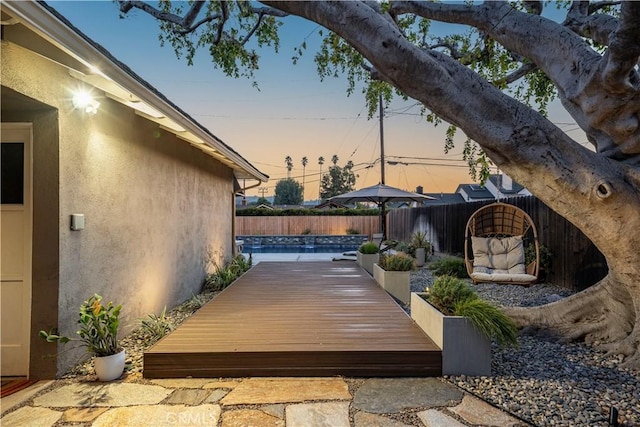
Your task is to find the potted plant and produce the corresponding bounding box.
[357,241,380,275]
[40,294,125,381]
[410,276,517,375]
[373,253,415,304]
[411,231,431,267]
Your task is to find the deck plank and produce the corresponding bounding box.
[144,262,441,378]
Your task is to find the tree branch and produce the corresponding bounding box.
[496,62,538,86]
[602,1,640,93]
[564,0,619,46]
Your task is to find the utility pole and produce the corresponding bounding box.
[379,93,387,240]
[258,187,268,198]
[379,93,386,185]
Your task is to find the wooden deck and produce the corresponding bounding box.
[143,262,441,378]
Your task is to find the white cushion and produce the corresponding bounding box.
[471,272,537,284]
[472,236,525,273]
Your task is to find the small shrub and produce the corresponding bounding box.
[301,228,312,235]
[411,231,431,250]
[140,306,174,344]
[454,298,518,347]
[183,293,206,312]
[379,253,415,271]
[204,255,252,292]
[428,276,476,315]
[425,275,518,347]
[428,256,468,278]
[394,241,414,257]
[346,227,360,235]
[358,241,379,254]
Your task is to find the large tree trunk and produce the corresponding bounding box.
[265,1,640,367]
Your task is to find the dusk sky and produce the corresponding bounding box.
[51,1,579,199]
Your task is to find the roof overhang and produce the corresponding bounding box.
[1,1,268,183]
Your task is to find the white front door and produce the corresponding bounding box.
[1,123,33,376]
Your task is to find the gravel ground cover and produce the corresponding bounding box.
[63,265,639,427]
[410,268,639,427]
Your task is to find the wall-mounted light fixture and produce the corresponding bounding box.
[72,90,100,115]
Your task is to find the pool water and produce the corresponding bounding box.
[242,245,359,254]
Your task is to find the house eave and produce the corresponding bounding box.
[2,1,267,183]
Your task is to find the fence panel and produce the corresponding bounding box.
[235,215,380,238]
[388,196,607,290]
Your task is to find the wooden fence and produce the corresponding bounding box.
[235,215,381,237]
[387,196,608,290]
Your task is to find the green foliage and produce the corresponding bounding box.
[411,231,431,250]
[394,241,413,256]
[204,255,252,292]
[526,243,553,272]
[454,299,518,347]
[428,256,468,278]
[379,253,415,271]
[358,241,379,254]
[301,228,312,235]
[426,276,518,347]
[346,227,360,235]
[319,159,357,200]
[39,294,122,356]
[155,1,282,84]
[428,276,477,316]
[183,293,206,312]
[236,208,379,216]
[274,178,303,205]
[139,306,174,344]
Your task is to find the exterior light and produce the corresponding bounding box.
[72,90,100,115]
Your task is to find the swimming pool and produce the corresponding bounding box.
[242,244,359,254]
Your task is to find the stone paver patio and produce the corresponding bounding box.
[1,377,527,426]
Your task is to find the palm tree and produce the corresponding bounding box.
[301,156,308,200]
[318,156,325,201]
[331,154,339,165]
[285,155,293,178]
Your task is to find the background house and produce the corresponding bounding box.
[416,174,530,204]
[1,1,267,378]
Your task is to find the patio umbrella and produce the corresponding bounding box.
[329,184,435,241]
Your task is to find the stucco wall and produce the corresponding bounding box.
[2,41,236,376]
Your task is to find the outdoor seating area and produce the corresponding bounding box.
[143,261,441,378]
[464,202,539,285]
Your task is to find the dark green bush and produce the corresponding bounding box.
[204,255,252,292]
[358,241,379,254]
[425,275,518,347]
[454,298,518,347]
[379,253,415,271]
[428,256,468,278]
[346,227,360,235]
[427,275,476,315]
[236,208,379,216]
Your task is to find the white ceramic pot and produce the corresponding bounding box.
[94,349,125,381]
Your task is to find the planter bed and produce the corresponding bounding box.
[410,292,491,376]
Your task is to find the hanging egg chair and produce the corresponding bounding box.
[464,202,539,285]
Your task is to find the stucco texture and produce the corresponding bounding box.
[2,41,236,376]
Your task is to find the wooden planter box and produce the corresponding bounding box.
[410,292,491,376]
[373,263,410,304]
[356,252,379,276]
